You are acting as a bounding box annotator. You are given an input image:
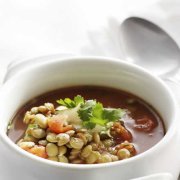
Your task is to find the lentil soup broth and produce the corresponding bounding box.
[8,86,164,155]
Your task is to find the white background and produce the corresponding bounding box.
[0,0,180,82]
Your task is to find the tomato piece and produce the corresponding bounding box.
[134,117,156,132]
[120,127,132,141]
[48,116,73,134]
[111,122,132,142]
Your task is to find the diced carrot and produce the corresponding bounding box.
[28,145,48,159]
[48,116,73,134]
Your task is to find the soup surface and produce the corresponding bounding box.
[7,86,164,164]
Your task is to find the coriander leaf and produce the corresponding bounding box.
[92,102,103,118]
[82,121,96,129]
[57,95,126,129]
[90,117,107,126]
[78,107,92,121]
[56,99,65,106]
[83,100,96,107]
[79,101,107,128]
[78,100,95,121]
[78,98,125,129]
[103,108,125,122]
[74,95,84,105]
[57,95,84,108]
[56,98,75,108]
[90,102,107,126]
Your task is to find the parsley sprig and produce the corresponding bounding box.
[57,95,84,108]
[57,95,125,129]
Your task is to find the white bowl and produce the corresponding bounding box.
[0,56,179,180]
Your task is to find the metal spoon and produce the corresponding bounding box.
[120,17,180,78]
[120,19,180,180]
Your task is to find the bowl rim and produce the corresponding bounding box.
[0,55,178,169]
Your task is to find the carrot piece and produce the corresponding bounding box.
[28,145,48,159]
[61,125,73,132]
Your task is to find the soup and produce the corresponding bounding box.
[7,86,165,164]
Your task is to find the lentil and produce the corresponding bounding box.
[57,133,70,146]
[58,155,69,163]
[59,146,67,156]
[81,145,92,158]
[34,114,48,129]
[69,137,84,149]
[117,148,131,160]
[46,143,59,157]
[31,128,46,139]
[46,133,58,143]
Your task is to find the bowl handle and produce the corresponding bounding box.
[131,173,173,180]
[162,76,180,104]
[2,53,74,83]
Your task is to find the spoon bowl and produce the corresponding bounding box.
[120,17,180,77]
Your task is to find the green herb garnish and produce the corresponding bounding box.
[57,95,125,129]
[57,95,84,108]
